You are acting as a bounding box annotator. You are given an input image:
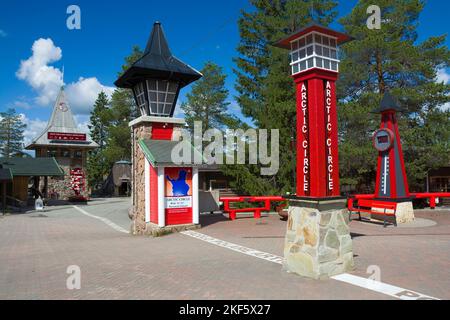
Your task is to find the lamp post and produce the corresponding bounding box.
[115,22,203,235]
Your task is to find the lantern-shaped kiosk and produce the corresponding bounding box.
[275,23,352,203]
[115,22,203,235]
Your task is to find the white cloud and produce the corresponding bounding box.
[13,100,32,110]
[66,77,115,114]
[436,68,450,111]
[20,114,47,147]
[16,38,63,106]
[74,115,91,134]
[436,68,450,84]
[16,38,115,114]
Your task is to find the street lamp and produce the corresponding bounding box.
[115,21,202,117]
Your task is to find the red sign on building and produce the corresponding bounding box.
[48,132,86,141]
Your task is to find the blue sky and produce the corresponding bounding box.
[0,0,449,147]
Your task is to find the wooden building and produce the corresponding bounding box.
[0,157,64,207]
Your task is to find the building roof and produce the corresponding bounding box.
[0,168,13,182]
[115,22,202,89]
[25,87,99,150]
[138,139,204,167]
[274,22,353,49]
[371,91,405,113]
[115,160,132,165]
[0,158,65,177]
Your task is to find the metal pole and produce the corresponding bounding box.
[2,181,6,215]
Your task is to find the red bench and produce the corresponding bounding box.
[220,196,285,220]
[348,198,397,227]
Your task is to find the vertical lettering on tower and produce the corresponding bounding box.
[324,81,334,194]
[299,82,310,195]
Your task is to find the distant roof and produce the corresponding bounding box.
[115,22,202,89]
[0,168,13,181]
[372,91,405,113]
[274,22,353,49]
[0,158,64,177]
[115,160,132,165]
[25,87,99,150]
[138,139,204,167]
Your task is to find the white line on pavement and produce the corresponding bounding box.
[73,206,129,234]
[331,273,439,300]
[181,230,284,264]
[181,230,440,300]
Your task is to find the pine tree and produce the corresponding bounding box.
[89,91,110,149]
[225,0,338,195]
[181,61,240,133]
[87,92,111,189]
[338,0,450,191]
[0,108,26,158]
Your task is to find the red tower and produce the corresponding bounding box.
[373,92,410,201]
[275,24,352,200]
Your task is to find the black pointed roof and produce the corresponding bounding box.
[372,91,405,113]
[115,22,202,89]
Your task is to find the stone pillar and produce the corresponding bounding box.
[283,198,354,280]
[129,121,153,234]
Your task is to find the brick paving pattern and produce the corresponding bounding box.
[0,199,448,300]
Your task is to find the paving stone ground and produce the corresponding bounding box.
[0,198,448,300]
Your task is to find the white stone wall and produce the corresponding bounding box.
[284,206,354,279]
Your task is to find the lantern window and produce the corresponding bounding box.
[289,31,340,75]
[146,80,179,116]
[133,82,147,116]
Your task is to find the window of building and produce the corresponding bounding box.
[74,150,83,159]
[47,149,57,157]
[61,149,71,158]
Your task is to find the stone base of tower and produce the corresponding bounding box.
[283,198,354,280]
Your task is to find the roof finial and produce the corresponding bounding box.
[61,65,65,89]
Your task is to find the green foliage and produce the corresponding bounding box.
[338,0,450,191]
[228,0,338,195]
[86,47,143,190]
[0,108,26,158]
[181,61,240,132]
[87,92,111,188]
